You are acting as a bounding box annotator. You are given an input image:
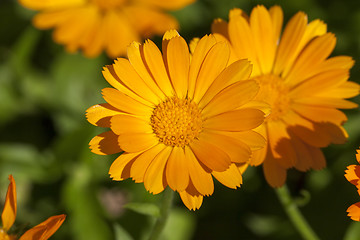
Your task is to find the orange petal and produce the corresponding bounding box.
[118,133,158,153]
[143,39,174,96]
[199,59,252,109]
[212,163,242,189]
[199,131,251,163]
[179,189,203,211]
[190,139,231,172]
[110,114,152,135]
[144,147,172,194]
[166,36,190,98]
[188,35,217,98]
[250,5,277,73]
[192,42,230,103]
[1,175,16,231]
[19,214,66,240]
[345,165,360,186]
[101,88,153,116]
[112,58,160,104]
[86,103,120,127]
[263,156,287,187]
[184,147,214,196]
[109,152,140,181]
[203,109,264,132]
[89,131,122,155]
[201,80,259,118]
[165,147,189,192]
[131,144,166,183]
[347,202,360,221]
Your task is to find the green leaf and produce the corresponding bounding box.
[124,202,161,217]
[114,223,134,240]
[162,208,196,240]
[344,221,360,240]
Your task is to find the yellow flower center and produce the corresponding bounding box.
[150,97,203,148]
[91,0,127,10]
[253,74,291,121]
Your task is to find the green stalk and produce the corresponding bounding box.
[275,185,320,240]
[148,188,174,240]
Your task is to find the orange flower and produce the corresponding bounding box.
[211,5,360,187]
[86,30,267,210]
[345,148,360,221]
[1,175,65,240]
[18,0,195,58]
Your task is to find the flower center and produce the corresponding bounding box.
[91,0,127,10]
[253,74,291,122]
[150,97,203,148]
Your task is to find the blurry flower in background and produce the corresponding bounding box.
[345,148,360,221]
[86,30,267,210]
[212,5,360,187]
[17,0,195,58]
[0,175,65,240]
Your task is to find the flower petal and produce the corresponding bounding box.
[86,103,120,127]
[192,42,230,103]
[89,131,122,155]
[113,58,160,104]
[263,156,287,187]
[166,36,190,98]
[201,80,259,118]
[228,8,261,76]
[1,175,16,231]
[285,33,336,87]
[118,133,158,153]
[199,131,251,163]
[190,138,231,172]
[273,11,307,76]
[188,35,217,98]
[179,189,203,211]
[102,88,153,116]
[127,42,166,99]
[199,59,252,109]
[166,147,189,192]
[110,114,153,135]
[109,152,140,181]
[19,0,84,10]
[131,144,166,183]
[212,163,242,189]
[250,5,277,73]
[184,146,214,196]
[144,147,172,194]
[143,39,174,96]
[19,214,66,240]
[203,109,264,131]
[347,202,360,221]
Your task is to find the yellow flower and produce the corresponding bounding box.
[18,0,195,58]
[211,5,360,187]
[86,30,267,210]
[345,148,360,221]
[1,175,65,240]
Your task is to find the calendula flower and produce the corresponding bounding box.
[345,148,360,221]
[18,0,195,58]
[211,5,360,187]
[86,30,267,210]
[1,175,65,240]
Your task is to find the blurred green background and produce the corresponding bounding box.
[1,0,360,239]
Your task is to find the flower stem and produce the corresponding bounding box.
[275,185,320,240]
[148,188,174,240]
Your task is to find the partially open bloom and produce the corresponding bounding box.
[345,148,360,221]
[86,30,267,210]
[211,5,360,187]
[18,0,195,58]
[1,175,65,240]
